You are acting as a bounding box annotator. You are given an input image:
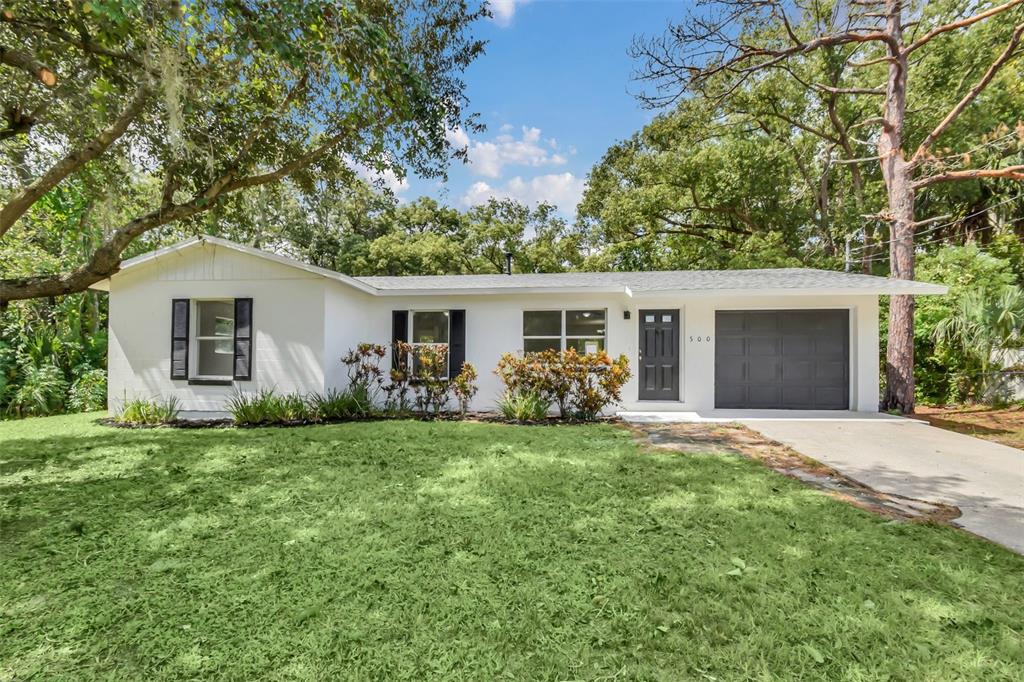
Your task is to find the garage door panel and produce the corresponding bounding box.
[747,337,780,356]
[717,361,746,383]
[715,310,849,410]
[748,360,781,383]
[717,337,745,357]
[746,313,779,333]
[783,359,814,382]
[748,386,783,406]
[816,360,846,382]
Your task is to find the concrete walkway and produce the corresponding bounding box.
[741,418,1024,554]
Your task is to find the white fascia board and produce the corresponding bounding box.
[371,285,633,297]
[630,284,947,297]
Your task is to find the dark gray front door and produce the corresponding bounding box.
[715,310,849,409]
[639,309,680,401]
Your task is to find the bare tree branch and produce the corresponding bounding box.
[906,0,1024,53]
[911,24,1024,164]
[0,83,151,238]
[913,164,1024,189]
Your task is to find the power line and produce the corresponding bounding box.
[848,194,1022,256]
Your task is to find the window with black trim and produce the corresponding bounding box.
[410,310,450,375]
[523,309,606,354]
[194,300,235,379]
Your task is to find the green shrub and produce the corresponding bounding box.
[6,363,68,417]
[495,349,631,421]
[308,388,363,421]
[497,390,551,422]
[68,368,107,412]
[227,388,312,425]
[118,396,181,425]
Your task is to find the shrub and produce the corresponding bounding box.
[6,363,68,417]
[68,368,107,412]
[497,390,551,422]
[450,362,479,415]
[413,343,451,416]
[341,343,387,412]
[495,349,631,421]
[382,341,414,414]
[118,396,181,425]
[308,388,364,421]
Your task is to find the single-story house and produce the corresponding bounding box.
[91,235,947,417]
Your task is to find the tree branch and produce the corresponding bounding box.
[906,0,1024,54]
[911,24,1024,164]
[913,165,1024,189]
[0,44,57,86]
[0,83,151,238]
[0,132,350,301]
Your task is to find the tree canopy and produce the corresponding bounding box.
[0,0,485,300]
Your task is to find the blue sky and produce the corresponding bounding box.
[377,1,689,217]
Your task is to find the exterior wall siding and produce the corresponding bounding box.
[105,243,882,415]
[107,244,327,415]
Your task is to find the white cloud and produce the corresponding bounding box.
[354,163,409,194]
[449,124,568,178]
[489,0,525,27]
[461,172,586,212]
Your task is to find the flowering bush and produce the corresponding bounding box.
[450,362,479,415]
[495,349,631,420]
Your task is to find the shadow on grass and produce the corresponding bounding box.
[1,417,1023,680]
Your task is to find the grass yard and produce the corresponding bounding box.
[2,415,1022,681]
[914,405,1024,450]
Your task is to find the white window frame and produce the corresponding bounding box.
[408,310,451,375]
[191,298,235,381]
[523,309,607,354]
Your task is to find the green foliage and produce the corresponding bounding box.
[225,388,312,426]
[6,364,68,417]
[911,245,1021,403]
[450,362,479,415]
[68,368,108,413]
[1,0,486,299]
[495,349,632,420]
[307,388,366,422]
[933,286,1024,404]
[497,389,552,422]
[2,414,1023,679]
[117,396,180,425]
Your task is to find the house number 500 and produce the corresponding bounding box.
[689,335,711,342]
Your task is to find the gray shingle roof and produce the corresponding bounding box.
[355,268,947,295]
[92,236,947,296]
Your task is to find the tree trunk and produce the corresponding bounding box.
[878,0,917,414]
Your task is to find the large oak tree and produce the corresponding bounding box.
[632,0,1024,412]
[0,0,485,301]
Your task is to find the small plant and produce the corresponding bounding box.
[413,344,451,416]
[450,362,479,415]
[68,368,107,412]
[341,343,387,413]
[118,396,181,425]
[497,389,551,422]
[6,363,68,417]
[226,388,279,426]
[494,349,631,421]
[308,388,364,421]
[277,392,311,422]
[381,341,414,414]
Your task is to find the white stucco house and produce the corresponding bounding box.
[90,235,947,417]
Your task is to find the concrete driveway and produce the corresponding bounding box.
[741,416,1024,553]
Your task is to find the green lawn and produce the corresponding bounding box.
[1,415,1022,681]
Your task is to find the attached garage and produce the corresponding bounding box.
[715,309,849,410]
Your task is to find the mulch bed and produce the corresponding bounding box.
[629,421,961,525]
[99,413,621,429]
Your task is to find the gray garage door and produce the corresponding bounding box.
[715,310,849,409]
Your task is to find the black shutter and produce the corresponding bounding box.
[391,310,409,371]
[170,298,189,380]
[233,298,253,380]
[448,309,466,378]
